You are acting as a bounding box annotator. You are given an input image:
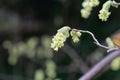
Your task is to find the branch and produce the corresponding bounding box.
[86,29,120,65]
[71,29,120,80]
[72,29,119,52]
[78,50,120,80]
[113,0,120,6]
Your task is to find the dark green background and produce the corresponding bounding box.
[0,0,120,80]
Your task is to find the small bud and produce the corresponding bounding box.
[70,30,82,43]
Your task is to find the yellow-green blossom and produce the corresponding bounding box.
[102,1,112,11]
[51,26,71,51]
[57,26,71,37]
[82,1,93,11]
[70,30,81,43]
[98,0,119,21]
[81,0,92,19]
[80,9,91,19]
[51,33,66,51]
[81,0,100,19]
[98,10,111,21]
[90,0,100,7]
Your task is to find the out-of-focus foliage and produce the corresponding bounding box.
[3,36,54,65]
[34,60,58,80]
[34,69,44,80]
[110,57,120,71]
[0,0,120,80]
[2,36,60,80]
[106,37,115,48]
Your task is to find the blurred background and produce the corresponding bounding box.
[0,0,120,80]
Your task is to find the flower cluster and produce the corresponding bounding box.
[51,26,71,51]
[70,29,81,43]
[80,0,100,19]
[99,10,111,21]
[98,1,112,21]
[98,0,119,21]
[51,27,82,51]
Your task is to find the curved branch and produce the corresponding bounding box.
[78,50,120,80]
[72,29,120,80]
[72,29,119,52]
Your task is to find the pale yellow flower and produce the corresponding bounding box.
[81,0,100,19]
[57,26,71,38]
[102,1,112,11]
[70,30,81,43]
[98,0,119,21]
[51,26,71,51]
[98,10,111,21]
[80,9,91,19]
[90,0,100,7]
[82,1,93,11]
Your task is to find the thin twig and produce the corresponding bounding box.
[113,0,120,5]
[72,29,119,52]
[71,29,120,80]
[87,29,120,65]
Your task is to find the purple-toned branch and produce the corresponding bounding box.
[71,29,120,80]
[78,50,120,80]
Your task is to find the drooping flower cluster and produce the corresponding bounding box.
[51,26,71,51]
[98,0,119,21]
[98,1,112,21]
[70,29,81,43]
[80,0,100,19]
[51,27,82,51]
